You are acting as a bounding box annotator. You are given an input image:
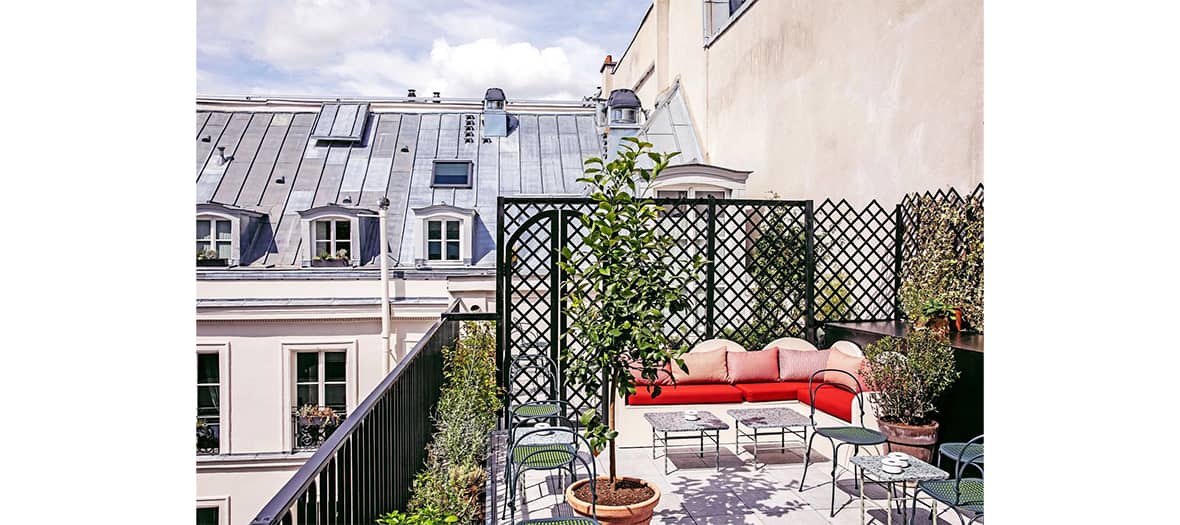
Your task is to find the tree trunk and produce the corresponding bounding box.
[608,380,618,491]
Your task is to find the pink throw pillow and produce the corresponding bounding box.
[778,348,831,381]
[726,349,780,383]
[824,349,866,391]
[670,349,729,385]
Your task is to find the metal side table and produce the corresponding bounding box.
[643,411,729,474]
[850,454,948,525]
[727,407,811,470]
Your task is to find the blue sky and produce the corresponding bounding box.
[197,0,650,100]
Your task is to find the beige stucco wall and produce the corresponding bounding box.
[195,275,494,524]
[607,0,983,206]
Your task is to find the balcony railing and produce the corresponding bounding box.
[251,301,492,525]
[292,411,347,452]
[196,416,219,455]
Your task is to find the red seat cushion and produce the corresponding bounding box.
[733,381,810,402]
[626,384,744,405]
[797,385,857,422]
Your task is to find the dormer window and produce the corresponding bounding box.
[196,203,264,268]
[298,205,374,268]
[432,161,473,188]
[313,219,351,261]
[611,108,638,125]
[426,220,461,261]
[607,89,643,127]
[196,218,232,266]
[412,204,477,266]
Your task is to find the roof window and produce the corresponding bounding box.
[432,161,473,188]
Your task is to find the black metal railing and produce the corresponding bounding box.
[196,415,219,455]
[292,410,347,452]
[251,301,469,525]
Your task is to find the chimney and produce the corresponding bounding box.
[599,54,615,73]
[432,91,441,103]
[407,89,416,98]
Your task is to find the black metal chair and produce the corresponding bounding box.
[938,434,983,475]
[502,426,597,523]
[914,435,983,524]
[505,354,576,446]
[799,368,886,517]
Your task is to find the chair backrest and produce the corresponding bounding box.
[953,434,984,505]
[508,426,598,516]
[509,354,558,397]
[830,340,863,357]
[689,338,746,353]
[762,337,818,352]
[806,368,868,427]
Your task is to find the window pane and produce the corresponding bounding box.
[216,241,232,259]
[334,220,350,240]
[296,352,318,382]
[197,220,211,240]
[215,220,232,240]
[656,190,688,199]
[324,352,346,382]
[427,221,441,240]
[197,354,219,384]
[428,241,441,260]
[315,221,330,242]
[433,162,470,186]
[446,241,460,261]
[196,241,211,254]
[695,190,728,199]
[324,384,346,412]
[315,241,331,258]
[196,507,219,525]
[296,384,318,407]
[197,385,220,415]
[445,220,459,240]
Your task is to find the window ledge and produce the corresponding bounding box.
[704,0,759,49]
[196,451,315,471]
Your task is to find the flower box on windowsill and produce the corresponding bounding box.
[311,259,350,268]
[196,258,229,267]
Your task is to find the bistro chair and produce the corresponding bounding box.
[502,426,597,523]
[506,354,573,442]
[938,434,984,475]
[914,435,984,524]
[799,369,887,517]
[517,519,600,525]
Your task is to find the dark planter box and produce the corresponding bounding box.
[311,259,350,268]
[196,258,228,267]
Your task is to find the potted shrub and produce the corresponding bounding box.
[861,330,960,462]
[196,249,227,267]
[916,299,964,335]
[311,248,351,267]
[295,404,340,428]
[560,137,703,525]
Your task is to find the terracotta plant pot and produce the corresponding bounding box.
[566,476,661,525]
[878,420,940,463]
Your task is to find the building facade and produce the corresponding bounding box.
[601,0,984,205]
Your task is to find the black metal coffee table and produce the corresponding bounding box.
[727,407,811,469]
[643,411,729,474]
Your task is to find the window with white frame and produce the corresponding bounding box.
[426,219,462,261]
[295,351,347,416]
[196,507,219,525]
[196,218,232,261]
[196,353,220,455]
[432,161,473,187]
[313,219,351,260]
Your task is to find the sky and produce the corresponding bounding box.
[197,0,650,100]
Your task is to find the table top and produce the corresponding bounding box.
[850,454,949,483]
[644,411,729,431]
[726,407,811,428]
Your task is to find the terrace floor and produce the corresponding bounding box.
[487,429,977,525]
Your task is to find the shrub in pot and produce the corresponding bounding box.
[861,330,960,462]
[559,137,703,525]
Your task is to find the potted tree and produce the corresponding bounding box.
[861,330,960,463]
[560,137,703,525]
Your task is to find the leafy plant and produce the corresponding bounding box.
[376,507,458,525]
[408,321,500,522]
[861,331,960,426]
[559,137,704,487]
[196,249,220,260]
[295,405,340,424]
[900,194,984,331]
[743,221,807,349]
[314,248,350,262]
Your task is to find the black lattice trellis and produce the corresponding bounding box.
[497,184,984,419]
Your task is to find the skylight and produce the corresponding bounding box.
[432,161,473,188]
[310,103,370,142]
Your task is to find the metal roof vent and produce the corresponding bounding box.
[607,89,642,127]
[482,87,508,138]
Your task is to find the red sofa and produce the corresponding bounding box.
[624,338,864,423]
